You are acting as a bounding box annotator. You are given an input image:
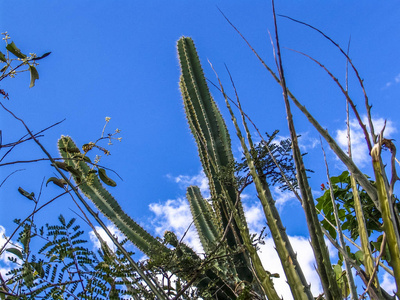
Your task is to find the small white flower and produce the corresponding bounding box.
[105,117,111,122]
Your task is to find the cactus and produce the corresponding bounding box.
[186,186,221,254]
[177,36,255,285]
[58,136,169,257]
[178,36,284,298]
[371,141,400,296]
[57,136,238,299]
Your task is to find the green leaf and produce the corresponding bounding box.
[0,51,6,62]
[98,168,116,187]
[59,146,80,153]
[5,247,23,260]
[0,64,8,73]
[6,41,26,59]
[333,264,342,279]
[46,177,67,188]
[31,261,45,278]
[73,153,92,163]
[338,208,346,220]
[29,65,39,88]
[354,250,364,265]
[33,52,51,61]
[18,187,35,200]
[52,161,81,177]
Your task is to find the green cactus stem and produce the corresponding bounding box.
[177,36,253,283]
[58,136,169,257]
[371,141,400,297]
[186,186,221,253]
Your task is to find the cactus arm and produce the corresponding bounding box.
[178,37,253,283]
[17,129,166,298]
[57,136,169,257]
[277,68,342,300]
[186,186,240,283]
[186,186,221,253]
[350,174,380,294]
[177,37,233,169]
[178,37,234,205]
[371,142,400,297]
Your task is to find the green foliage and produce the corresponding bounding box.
[0,32,50,88]
[236,130,313,192]
[316,171,383,241]
[2,215,148,299]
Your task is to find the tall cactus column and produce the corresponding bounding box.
[177,37,254,284]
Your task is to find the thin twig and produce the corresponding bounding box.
[0,169,24,188]
[278,14,376,143]
[360,233,387,299]
[0,188,72,255]
[0,119,65,163]
[286,46,372,152]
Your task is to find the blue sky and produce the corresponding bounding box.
[1,1,400,298]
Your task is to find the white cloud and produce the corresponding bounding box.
[257,236,323,299]
[335,116,396,166]
[149,198,203,253]
[272,186,298,209]
[384,73,400,88]
[243,202,264,233]
[298,132,319,152]
[0,225,22,279]
[381,272,396,296]
[89,224,126,251]
[167,171,210,198]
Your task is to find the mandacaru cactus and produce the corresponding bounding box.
[177,36,316,299]
[178,36,255,285]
